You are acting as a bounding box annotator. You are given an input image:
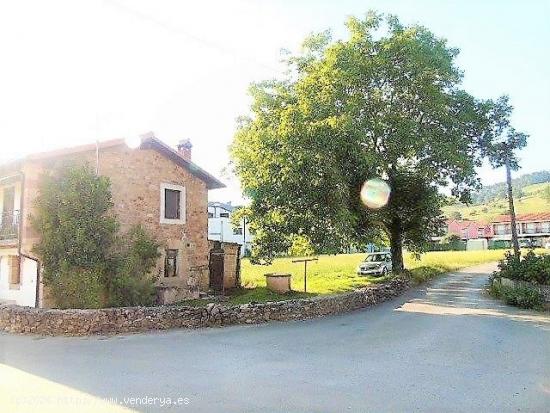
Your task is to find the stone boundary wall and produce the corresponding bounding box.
[0,277,410,336]
[498,277,550,302]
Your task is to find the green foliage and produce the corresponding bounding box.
[490,281,544,310]
[32,165,160,308]
[288,235,315,257]
[470,170,550,205]
[108,226,161,307]
[450,211,462,220]
[495,250,550,285]
[31,164,117,279]
[231,12,524,269]
[431,233,466,251]
[48,264,105,309]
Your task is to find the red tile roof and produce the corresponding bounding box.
[492,212,550,223]
[446,219,489,229]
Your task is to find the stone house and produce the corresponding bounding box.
[0,133,224,307]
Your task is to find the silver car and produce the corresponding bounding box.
[356,252,392,276]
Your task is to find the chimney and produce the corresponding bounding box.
[177,139,193,161]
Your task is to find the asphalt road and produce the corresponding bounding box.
[1,263,549,413]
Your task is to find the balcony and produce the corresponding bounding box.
[0,210,20,243]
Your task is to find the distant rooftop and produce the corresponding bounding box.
[492,213,550,223]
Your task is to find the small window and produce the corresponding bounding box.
[164,249,178,277]
[233,227,243,235]
[160,183,185,224]
[220,212,230,218]
[165,189,181,219]
[208,212,214,218]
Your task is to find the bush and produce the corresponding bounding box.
[490,281,544,310]
[496,250,550,285]
[46,264,105,309]
[32,165,161,308]
[107,226,161,307]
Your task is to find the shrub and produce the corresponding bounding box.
[490,281,544,310]
[31,164,118,278]
[107,226,161,307]
[46,264,105,309]
[496,250,550,285]
[32,165,161,308]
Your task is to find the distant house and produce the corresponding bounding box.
[446,219,493,240]
[208,202,254,256]
[491,213,550,245]
[0,134,224,307]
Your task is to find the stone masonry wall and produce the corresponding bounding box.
[0,277,410,336]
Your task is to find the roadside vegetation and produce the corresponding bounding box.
[489,250,549,310]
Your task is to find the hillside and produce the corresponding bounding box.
[444,182,550,223]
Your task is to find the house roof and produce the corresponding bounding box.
[446,219,488,230]
[208,201,239,212]
[3,135,225,190]
[492,213,550,224]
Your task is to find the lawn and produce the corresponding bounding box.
[240,249,511,294]
[175,249,545,307]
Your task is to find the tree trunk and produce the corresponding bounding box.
[505,159,520,257]
[389,219,404,273]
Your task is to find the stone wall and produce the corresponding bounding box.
[208,240,241,289]
[0,277,410,336]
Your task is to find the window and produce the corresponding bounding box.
[208,212,214,218]
[233,227,243,235]
[164,249,178,277]
[160,183,185,224]
[220,212,230,218]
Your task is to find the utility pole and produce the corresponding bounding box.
[505,157,520,257]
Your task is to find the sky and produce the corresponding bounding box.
[1,0,548,204]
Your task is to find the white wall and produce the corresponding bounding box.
[0,252,37,307]
[207,204,254,255]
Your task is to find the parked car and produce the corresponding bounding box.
[356,252,392,276]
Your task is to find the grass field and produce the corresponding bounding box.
[175,249,547,306]
[443,182,550,223]
[240,250,510,295]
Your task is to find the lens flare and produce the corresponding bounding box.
[360,178,391,209]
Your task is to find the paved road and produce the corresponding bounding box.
[1,263,549,413]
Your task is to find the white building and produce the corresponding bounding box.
[208,202,254,256]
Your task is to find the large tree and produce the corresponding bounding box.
[231,12,525,270]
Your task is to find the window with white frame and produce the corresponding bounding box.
[160,183,186,224]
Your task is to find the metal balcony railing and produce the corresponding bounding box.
[0,210,20,240]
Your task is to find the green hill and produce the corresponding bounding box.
[444,182,550,223]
